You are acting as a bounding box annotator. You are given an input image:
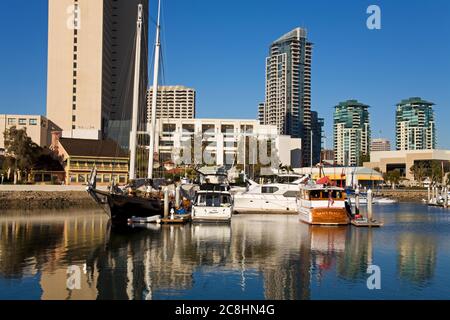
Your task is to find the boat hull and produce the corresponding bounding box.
[233,194,297,214]
[299,207,350,225]
[192,206,232,223]
[87,188,164,223]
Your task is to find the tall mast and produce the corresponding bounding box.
[129,4,143,181]
[147,0,162,179]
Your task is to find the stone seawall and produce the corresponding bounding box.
[0,191,98,211]
[375,189,428,202]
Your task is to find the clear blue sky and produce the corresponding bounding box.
[0,0,449,148]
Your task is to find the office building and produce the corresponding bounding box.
[147,86,196,120]
[364,149,450,182]
[46,0,148,145]
[262,28,313,166]
[0,114,60,151]
[311,111,324,165]
[371,138,391,152]
[396,97,436,150]
[155,118,302,169]
[333,100,370,166]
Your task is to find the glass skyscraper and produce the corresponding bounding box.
[395,97,436,150]
[333,100,371,166]
[311,111,324,166]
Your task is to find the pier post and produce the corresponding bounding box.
[355,187,360,215]
[164,187,169,218]
[427,186,431,203]
[176,185,181,208]
[445,187,449,209]
[367,189,373,221]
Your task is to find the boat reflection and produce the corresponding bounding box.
[0,211,442,300]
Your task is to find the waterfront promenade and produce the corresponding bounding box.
[0,185,107,192]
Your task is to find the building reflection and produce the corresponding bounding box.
[336,228,373,281]
[0,212,440,300]
[397,233,437,285]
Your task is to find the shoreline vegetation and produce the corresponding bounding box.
[0,186,428,211]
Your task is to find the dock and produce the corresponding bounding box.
[159,214,192,225]
[351,219,383,227]
[351,189,383,228]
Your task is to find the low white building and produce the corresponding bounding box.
[155,118,302,169]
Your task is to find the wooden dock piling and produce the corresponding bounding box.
[164,187,169,218]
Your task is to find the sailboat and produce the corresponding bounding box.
[87,2,166,223]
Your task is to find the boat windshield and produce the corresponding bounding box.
[196,193,232,207]
[306,189,345,200]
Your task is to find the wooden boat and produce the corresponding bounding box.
[297,183,351,225]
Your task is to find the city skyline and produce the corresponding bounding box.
[0,0,449,149]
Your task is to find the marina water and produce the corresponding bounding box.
[0,203,449,300]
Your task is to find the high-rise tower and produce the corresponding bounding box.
[395,97,436,150]
[262,28,313,166]
[333,100,371,166]
[46,0,148,147]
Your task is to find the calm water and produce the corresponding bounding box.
[0,203,449,300]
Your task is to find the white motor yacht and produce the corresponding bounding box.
[233,174,309,214]
[192,184,233,222]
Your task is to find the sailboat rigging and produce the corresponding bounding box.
[87,1,166,223]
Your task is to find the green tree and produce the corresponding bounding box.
[383,170,401,189]
[358,152,370,166]
[3,127,42,183]
[410,162,427,185]
[430,161,443,184]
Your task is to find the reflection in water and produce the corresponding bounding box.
[398,234,437,285]
[0,205,447,300]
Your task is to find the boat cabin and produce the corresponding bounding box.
[299,187,346,201]
[194,191,232,208]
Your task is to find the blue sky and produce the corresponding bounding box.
[0,0,449,148]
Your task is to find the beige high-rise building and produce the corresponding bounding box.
[147,86,196,120]
[46,0,148,146]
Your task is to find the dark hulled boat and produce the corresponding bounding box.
[87,170,164,223]
[86,3,166,224]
